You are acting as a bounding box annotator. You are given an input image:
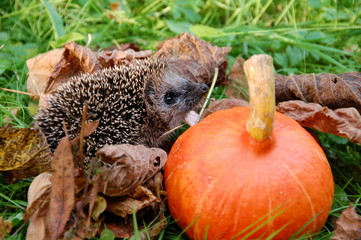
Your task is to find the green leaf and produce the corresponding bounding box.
[169,0,201,22]
[41,0,65,40]
[304,31,325,41]
[307,0,331,8]
[179,7,201,22]
[274,53,288,68]
[333,184,350,208]
[327,134,349,145]
[49,32,87,48]
[190,24,223,38]
[0,58,12,75]
[99,228,115,240]
[286,46,303,67]
[0,32,9,42]
[164,19,192,34]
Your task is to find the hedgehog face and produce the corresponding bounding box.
[145,71,208,128]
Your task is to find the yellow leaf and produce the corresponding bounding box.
[0,127,51,182]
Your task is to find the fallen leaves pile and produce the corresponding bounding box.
[0,32,360,239]
[25,123,168,239]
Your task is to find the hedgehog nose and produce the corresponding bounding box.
[199,83,209,94]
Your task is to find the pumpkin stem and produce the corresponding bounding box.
[244,54,275,141]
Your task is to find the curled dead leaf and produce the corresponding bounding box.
[26,42,99,100]
[331,204,361,240]
[25,172,52,240]
[277,100,361,145]
[275,72,361,113]
[64,42,99,73]
[25,172,52,220]
[0,127,51,183]
[96,144,167,197]
[155,32,231,85]
[202,99,361,145]
[106,186,158,218]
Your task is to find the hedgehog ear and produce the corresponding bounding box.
[145,82,155,106]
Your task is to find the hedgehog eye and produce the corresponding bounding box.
[164,92,176,105]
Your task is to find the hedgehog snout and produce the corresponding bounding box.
[199,83,209,94]
[187,82,209,95]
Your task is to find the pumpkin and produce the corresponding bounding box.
[164,55,334,240]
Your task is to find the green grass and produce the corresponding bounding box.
[1,0,360,239]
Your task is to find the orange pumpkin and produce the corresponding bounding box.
[164,55,334,240]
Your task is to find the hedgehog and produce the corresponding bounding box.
[35,57,208,160]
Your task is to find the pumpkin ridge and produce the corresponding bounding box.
[192,174,216,239]
[282,163,317,232]
[265,170,274,237]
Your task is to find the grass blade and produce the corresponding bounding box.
[41,0,65,39]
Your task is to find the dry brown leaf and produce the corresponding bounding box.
[64,42,99,73]
[25,172,52,221]
[97,48,153,67]
[71,120,99,168]
[117,42,141,51]
[277,100,361,144]
[26,42,99,100]
[155,32,231,85]
[26,48,66,96]
[82,121,100,138]
[201,99,361,144]
[145,172,166,199]
[0,217,13,239]
[225,57,249,100]
[69,177,103,240]
[331,204,361,240]
[25,172,52,240]
[104,222,132,239]
[203,98,250,117]
[46,137,75,240]
[27,42,151,108]
[106,186,158,218]
[96,144,167,197]
[66,215,102,240]
[0,127,51,183]
[275,72,361,113]
[86,176,103,229]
